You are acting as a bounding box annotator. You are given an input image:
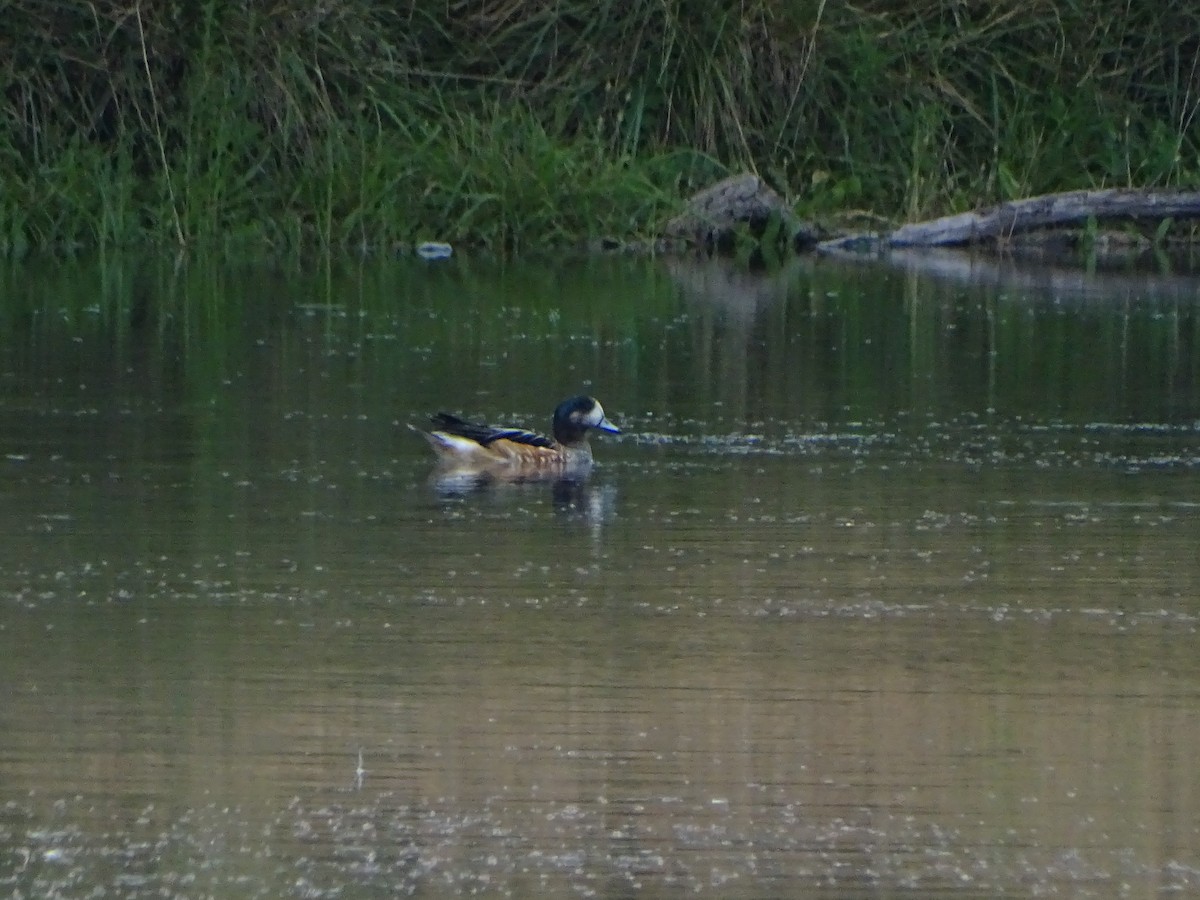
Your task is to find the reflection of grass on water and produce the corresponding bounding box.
[2,255,1196,426]
[0,254,683,411]
[2,1,1199,254]
[664,259,1200,426]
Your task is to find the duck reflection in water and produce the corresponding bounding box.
[412,396,621,498]
[427,469,617,530]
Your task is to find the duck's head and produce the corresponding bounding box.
[552,396,621,446]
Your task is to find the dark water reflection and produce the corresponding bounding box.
[1,253,1199,897]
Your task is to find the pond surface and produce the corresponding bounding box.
[2,251,1199,897]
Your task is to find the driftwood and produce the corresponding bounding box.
[821,188,1200,251]
[890,189,1200,246]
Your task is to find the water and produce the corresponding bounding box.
[2,252,1199,897]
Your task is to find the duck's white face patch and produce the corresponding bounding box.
[581,401,606,427]
[581,400,620,434]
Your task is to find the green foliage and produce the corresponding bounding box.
[1,0,1198,253]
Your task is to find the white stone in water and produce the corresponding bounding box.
[416,242,453,260]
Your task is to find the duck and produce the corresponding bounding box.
[414,395,621,480]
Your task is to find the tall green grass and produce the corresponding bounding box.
[1,0,1198,254]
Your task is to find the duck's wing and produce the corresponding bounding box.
[430,413,554,449]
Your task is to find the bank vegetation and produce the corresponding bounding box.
[2,0,1198,254]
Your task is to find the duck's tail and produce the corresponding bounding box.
[409,423,494,465]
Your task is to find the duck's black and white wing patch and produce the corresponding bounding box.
[484,427,554,448]
[430,413,554,448]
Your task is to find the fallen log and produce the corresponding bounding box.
[886,188,1200,247]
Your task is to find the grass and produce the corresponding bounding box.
[1,0,1198,255]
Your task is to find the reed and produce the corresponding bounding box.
[2,0,1197,254]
